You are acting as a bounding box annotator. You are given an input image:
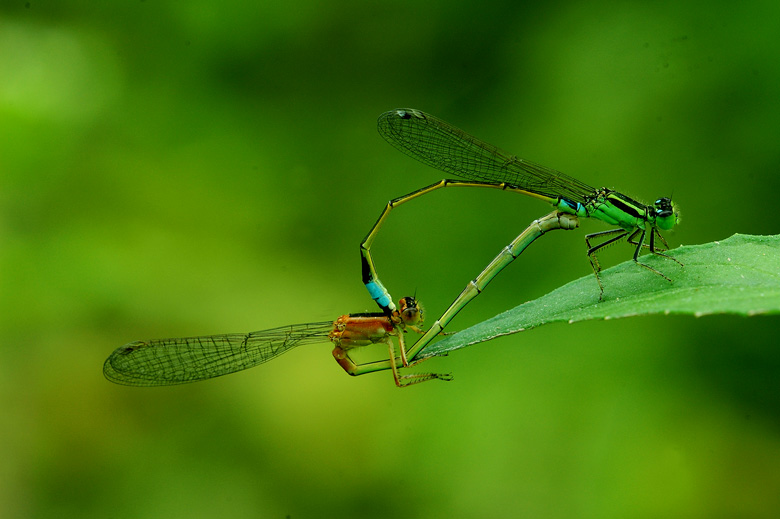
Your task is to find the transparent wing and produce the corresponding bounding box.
[377,108,596,203]
[103,321,335,386]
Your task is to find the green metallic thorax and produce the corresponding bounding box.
[590,190,650,230]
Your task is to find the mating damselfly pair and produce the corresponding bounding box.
[104,109,681,387]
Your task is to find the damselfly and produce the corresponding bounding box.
[104,297,451,387]
[363,108,682,316]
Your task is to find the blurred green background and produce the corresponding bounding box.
[2,1,779,517]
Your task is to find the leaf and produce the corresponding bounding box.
[418,233,780,358]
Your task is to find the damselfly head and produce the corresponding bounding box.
[653,197,678,230]
[397,296,424,326]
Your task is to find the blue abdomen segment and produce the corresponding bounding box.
[553,197,589,218]
[365,280,395,313]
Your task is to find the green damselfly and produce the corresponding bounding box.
[363,108,682,317]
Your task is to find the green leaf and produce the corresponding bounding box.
[419,233,780,358]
